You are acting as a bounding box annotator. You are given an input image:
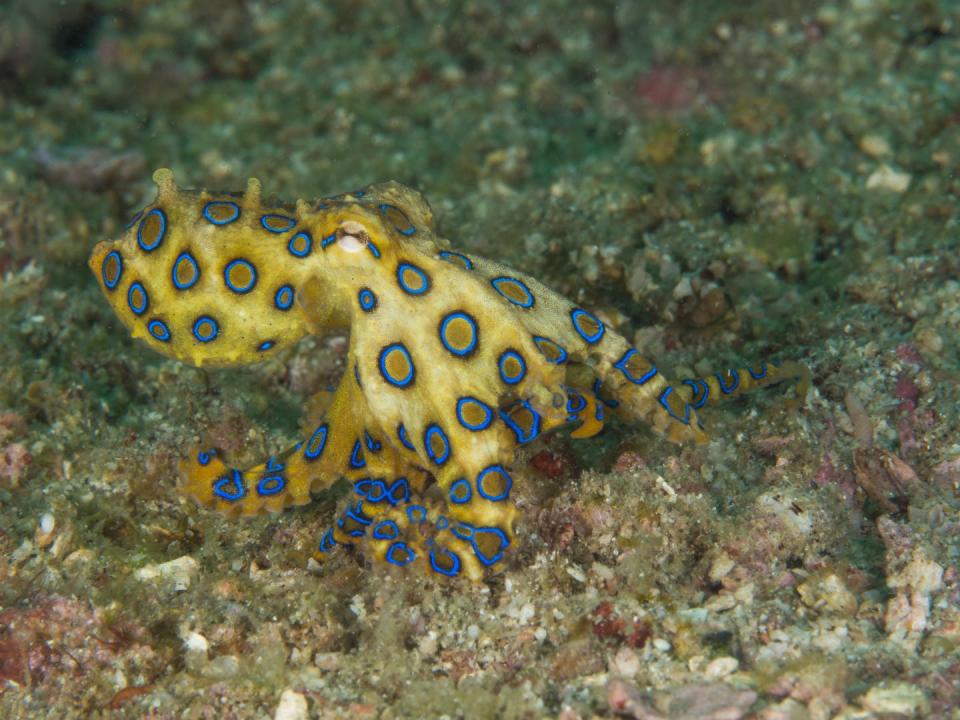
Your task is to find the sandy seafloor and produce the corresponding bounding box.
[1,1,959,718]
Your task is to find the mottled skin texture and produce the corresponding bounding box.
[89,169,809,580]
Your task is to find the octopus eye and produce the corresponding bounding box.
[335,221,370,253]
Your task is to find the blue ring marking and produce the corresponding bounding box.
[197,449,215,466]
[532,336,568,364]
[456,397,494,431]
[476,465,512,502]
[101,251,123,289]
[439,311,479,357]
[346,501,372,526]
[127,281,149,316]
[449,477,472,505]
[318,528,337,553]
[355,478,387,503]
[748,362,768,380]
[372,520,400,541]
[358,288,377,312]
[124,210,143,230]
[202,201,240,226]
[321,232,336,249]
[378,203,417,236]
[364,431,382,453]
[224,258,257,294]
[451,522,474,542]
[260,213,296,233]
[682,379,710,409]
[658,387,692,425]
[137,208,166,252]
[491,276,535,308]
[396,262,430,296]
[388,478,410,505]
[406,504,428,524]
[438,250,473,270]
[366,240,381,259]
[258,340,275,352]
[500,400,541,444]
[397,423,415,451]
[386,541,416,567]
[147,319,171,342]
[257,473,286,496]
[349,440,366,469]
[717,369,740,394]
[212,469,245,501]
[565,388,586,418]
[453,524,510,566]
[338,515,367,538]
[593,378,619,408]
[497,349,527,385]
[172,251,200,290]
[353,189,366,197]
[570,308,605,344]
[429,547,461,577]
[378,343,415,388]
[424,424,451,466]
[274,284,294,310]
[304,423,329,460]
[287,231,312,258]
[473,526,510,566]
[436,515,450,530]
[614,348,658,385]
[192,315,219,343]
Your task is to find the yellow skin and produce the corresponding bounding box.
[89,169,809,580]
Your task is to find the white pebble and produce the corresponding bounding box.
[652,638,672,652]
[274,689,308,720]
[866,164,911,193]
[134,555,198,592]
[705,656,739,679]
[39,513,55,535]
